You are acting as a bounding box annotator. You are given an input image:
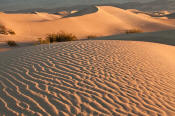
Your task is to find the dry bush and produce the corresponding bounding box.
[0,25,8,35]
[46,32,77,43]
[0,25,15,35]
[7,40,17,47]
[87,35,97,39]
[37,32,78,45]
[126,29,143,34]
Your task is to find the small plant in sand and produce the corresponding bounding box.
[37,32,77,45]
[0,25,8,35]
[46,31,77,43]
[125,29,143,34]
[7,40,17,47]
[87,35,97,39]
[0,24,15,35]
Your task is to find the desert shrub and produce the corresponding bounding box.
[46,32,77,43]
[7,40,17,47]
[126,29,143,34]
[87,35,97,39]
[0,25,6,30]
[37,32,77,45]
[0,25,8,35]
[0,25,15,35]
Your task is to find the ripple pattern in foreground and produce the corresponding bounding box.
[0,40,175,116]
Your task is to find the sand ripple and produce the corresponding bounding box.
[0,40,175,116]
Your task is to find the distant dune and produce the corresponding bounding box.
[0,40,175,115]
[1,0,173,12]
[0,6,175,42]
[117,0,175,11]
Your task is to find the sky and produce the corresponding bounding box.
[0,0,154,11]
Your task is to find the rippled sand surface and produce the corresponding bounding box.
[0,40,175,115]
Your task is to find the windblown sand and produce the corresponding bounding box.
[0,40,175,115]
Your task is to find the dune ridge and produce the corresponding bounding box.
[0,40,175,115]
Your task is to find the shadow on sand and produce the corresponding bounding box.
[91,30,175,46]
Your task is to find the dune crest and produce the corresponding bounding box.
[0,40,175,115]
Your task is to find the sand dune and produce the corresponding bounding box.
[0,40,175,115]
[0,6,175,42]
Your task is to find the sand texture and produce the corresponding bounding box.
[0,40,175,115]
